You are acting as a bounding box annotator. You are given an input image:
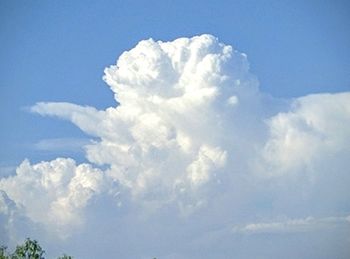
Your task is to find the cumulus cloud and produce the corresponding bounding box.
[0,158,110,238]
[259,92,350,177]
[1,35,350,258]
[30,35,263,210]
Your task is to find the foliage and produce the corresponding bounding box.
[11,238,44,259]
[0,246,8,259]
[0,239,73,259]
[57,255,73,259]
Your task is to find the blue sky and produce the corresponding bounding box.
[0,1,350,258]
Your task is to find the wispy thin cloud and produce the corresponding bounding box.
[33,138,91,152]
[232,215,350,234]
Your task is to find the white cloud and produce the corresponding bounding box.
[259,92,350,177]
[34,138,91,152]
[232,215,350,234]
[1,34,350,258]
[0,158,109,238]
[30,35,261,210]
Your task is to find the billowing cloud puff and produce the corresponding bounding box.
[260,92,350,177]
[1,35,350,258]
[0,158,107,237]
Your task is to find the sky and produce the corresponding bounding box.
[0,1,350,258]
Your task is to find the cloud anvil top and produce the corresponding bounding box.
[1,35,350,259]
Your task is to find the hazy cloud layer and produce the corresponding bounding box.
[1,35,350,258]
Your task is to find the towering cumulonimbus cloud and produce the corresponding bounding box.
[1,35,350,258]
[30,35,263,210]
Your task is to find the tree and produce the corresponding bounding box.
[11,238,44,259]
[57,255,73,259]
[0,239,73,259]
[0,246,8,259]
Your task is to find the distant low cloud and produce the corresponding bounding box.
[232,215,350,234]
[1,35,350,258]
